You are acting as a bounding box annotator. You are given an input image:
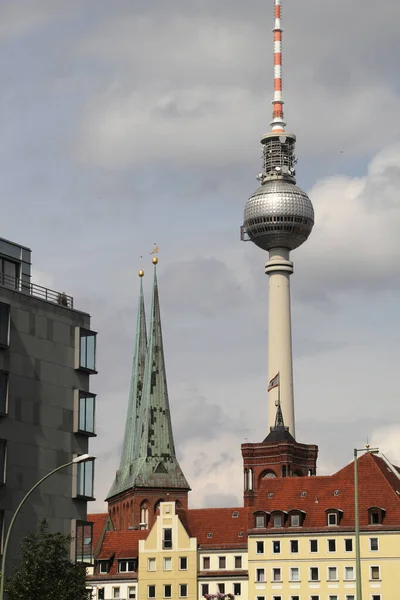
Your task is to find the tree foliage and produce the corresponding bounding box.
[6,520,91,600]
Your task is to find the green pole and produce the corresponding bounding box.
[354,449,362,600]
[0,459,80,600]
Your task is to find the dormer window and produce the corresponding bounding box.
[98,561,109,574]
[326,509,343,526]
[368,507,386,525]
[271,511,286,527]
[254,511,269,528]
[119,559,137,573]
[289,510,306,527]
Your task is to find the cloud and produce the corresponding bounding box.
[371,425,400,465]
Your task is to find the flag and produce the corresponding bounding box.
[268,372,280,391]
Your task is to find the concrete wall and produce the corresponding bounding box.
[0,286,95,574]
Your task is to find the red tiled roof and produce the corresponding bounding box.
[253,452,400,532]
[185,507,250,548]
[97,530,148,575]
[88,513,108,548]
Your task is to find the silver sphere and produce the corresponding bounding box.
[243,179,314,251]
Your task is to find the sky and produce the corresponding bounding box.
[1,0,400,511]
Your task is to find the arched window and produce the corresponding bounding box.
[140,501,149,529]
[248,469,254,491]
[244,469,248,491]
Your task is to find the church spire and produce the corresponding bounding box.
[106,270,147,500]
[134,258,190,490]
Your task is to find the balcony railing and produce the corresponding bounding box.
[0,272,74,308]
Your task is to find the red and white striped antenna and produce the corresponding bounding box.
[271,0,286,133]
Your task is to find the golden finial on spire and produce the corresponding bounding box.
[138,255,144,277]
[150,243,159,264]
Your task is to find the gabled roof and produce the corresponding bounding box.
[89,512,109,546]
[185,507,250,549]
[253,452,400,532]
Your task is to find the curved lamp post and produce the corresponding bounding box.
[0,453,94,600]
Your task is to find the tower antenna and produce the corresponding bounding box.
[271,0,286,133]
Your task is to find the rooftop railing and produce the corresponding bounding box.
[0,272,74,309]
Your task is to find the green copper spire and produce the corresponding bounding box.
[134,262,190,490]
[106,273,147,499]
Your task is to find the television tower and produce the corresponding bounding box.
[242,0,314,438]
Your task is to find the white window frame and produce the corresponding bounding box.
[179,584,188,598]
[179,556,187,570]
[290,539,299,553]
[327,565,338,581]
[256,567,266,582]
[256,540,264,554]
[163,584,172,599]
[369,537,379,551]
[99,561,108,574]
[344,538,353,552]
[202,556,210,569]
[327,512,338,526]
[147,558,156,572]
[218,555,226,569]
[112,587,120,599]
[289,566,300,581]
[272,567,282,582]
[233,582,241,596]
[327,538,336,552]
[290,513,300,527]
[163,557,172,571]
[309,566,319,582]
[148,585,156,599]
[272,540,281,554]
[309,539,318,553]
[344,565,355,581]
[370,565,381,580]
[328,596,338,600]
[128,587,136,600]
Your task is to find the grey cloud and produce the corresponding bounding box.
[203,493,240,509]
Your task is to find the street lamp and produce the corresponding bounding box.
[354,446,379,600]
[0,453,95,600]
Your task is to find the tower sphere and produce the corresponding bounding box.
[243,179,314,251]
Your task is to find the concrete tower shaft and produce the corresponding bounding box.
[266,248,295,436]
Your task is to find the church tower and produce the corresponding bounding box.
[241,0,318,506]
[107,258,190,530]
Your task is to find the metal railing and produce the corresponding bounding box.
[0,272,74,308]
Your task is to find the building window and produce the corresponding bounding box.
[148,586,156,599]
[128,587,136,599]
[256,541,264,554]
[163,557,172,570]
[0,303,10,348]
[310,597,319,600]
[290,567,299,581]
[328,539,336,552]
[345,538,353,552]
[140,501,149,528]
[272,597,282,600]
[291,597,300,600]
[163,528,172,549]
[371,566,380,580]
[75,521,92,564]
[98,561,108,574]
[179,584,188,598]
[273,540,280,553]
[0,371,8,415]
[310,567,319,581]
[0,258,18,288]
[78,392,96,435]
[79,329,97,371]
[0,438,5,484]
[370,511,380,524]
[290,513,300,527]
[290,539,299,553]
[256,597,265,600]
[202,556,210,569]
[370,537,379,551]
[164,584,172,598]
[112,588,120,599]
[255,513,266,528]
[327,512,338,526]
[235,555,242,568]
[344,566,354,580]
[273,513,283,527]
[272,567,281,582]
[119,560,136,572]
[148,558,156,571]
[328,596,338,600]
[219,556,226,569]
[98,589,105,600]
[256,568,265,582]
[179,556,187,570]
[217,583,225,594]
[310,539,318,553]
[328,566,338,580]
[233,583,241,596]
[345,596,355,600]
[77,459,94,498]
[371,596,381,600]
[201,584,209,596]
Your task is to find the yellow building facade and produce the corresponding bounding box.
[138,501,197,600]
